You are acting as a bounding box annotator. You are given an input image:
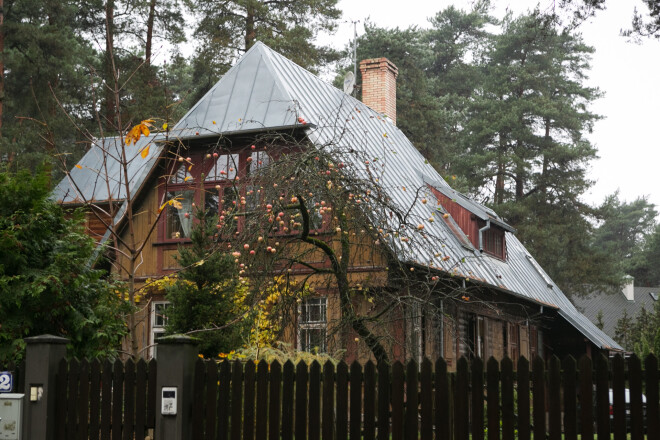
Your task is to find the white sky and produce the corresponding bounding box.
[320,0,660,210]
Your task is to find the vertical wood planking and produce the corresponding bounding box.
[295,362,309,440]
[89,359,102,440]
[135,359,147,440]
[111,359,124,440]
[548,356,561,440]
[532,356,546,440]
[281,361,295,440]
[218,361,231,440]
[612,355,626,440]
[579,355,594,440]
[471,357,484,440]
[192,359,205,440]
[645,355,659,440]
[455,357,470,440]
[405,361,419,440]
[147,359,157,429]
[268,361,282,440]
[231,361,244,440]
[435,358,450,440]
[308,362,321,440]
[363,361,376,440]
[350,361,362,440]
[501,357,514,440]
[629,355,644,440]
[55,359,68,440]
[67,359,80,439]
[419,359,433,440]
[206,361,219,440]
[595,354,610,440]
[244,361,256,440]
[322,361,335,440]
[562,356,578,440]
[391,362,405,440]
[336,361,349,440]
[486,357,500,440]
[123,359,136,440]
[101,360,113,440]
[517,357,531,440]
[255,361,269,440]
[377,362,390,440]
[78,359,90,440]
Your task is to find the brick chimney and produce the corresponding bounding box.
[359,58,398,125]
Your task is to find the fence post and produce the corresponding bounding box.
[22,334,69,440]
[154,334,198,440]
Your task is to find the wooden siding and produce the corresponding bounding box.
[430,188,480,248]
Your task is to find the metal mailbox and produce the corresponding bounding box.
[0,394,23,440]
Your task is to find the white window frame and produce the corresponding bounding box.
[150,301,171,357]
[298,297,327,353]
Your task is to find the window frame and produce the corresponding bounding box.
[298,297,328,353]
[151,300,172,357]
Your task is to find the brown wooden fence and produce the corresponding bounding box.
[191,354,659,440]
[55,358,157,440]
[53,353,660,440]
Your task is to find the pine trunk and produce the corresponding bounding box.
[245,5,255,51]
[145,0,156,65]
[105,0,116,127]
[0,0,4,139]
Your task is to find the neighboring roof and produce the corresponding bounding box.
[572,287,660,341]
[53,42,621,351]
[52,134,164,204]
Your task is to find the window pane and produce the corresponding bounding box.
[247,151,271,175]
[154,303,171,327]
[169,163,190,184]
[166,190,194,239]
[204,188,220,217]
[206,153,239,181]
[301,328,327,353]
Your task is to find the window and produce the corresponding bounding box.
[467,315,487,359]
[481,223,506,259]
[151,301,171,355]
[299,297,327,353]
[161,148,271,241]
[508,323,520,360]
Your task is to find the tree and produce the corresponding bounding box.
[630,224,660,286]
[0,167,128,363]
[186,0,341,101]
[162,207,253,358]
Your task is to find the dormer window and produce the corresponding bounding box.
[427,184,513,260]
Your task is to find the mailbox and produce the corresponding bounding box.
[0,394,23,440]
[161,387,177,416]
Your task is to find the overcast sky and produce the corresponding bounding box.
[319,0,660,210]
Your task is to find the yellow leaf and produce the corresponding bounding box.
[184,176,192,182]
[140,145,150,159]
[162,123,168,130]
[140,124,151,137]
[172,200,183,209]
[75,164,82,169]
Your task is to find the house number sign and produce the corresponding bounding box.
[0,372,13,393]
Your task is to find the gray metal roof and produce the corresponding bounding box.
[52,134,164,204]
[571,286,660,342]
[54,42,622,351]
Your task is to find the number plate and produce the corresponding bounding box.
[0,372,13,393]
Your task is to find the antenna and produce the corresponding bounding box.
[343,71,355,95]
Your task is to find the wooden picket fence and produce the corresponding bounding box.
[191,354,659,440]
[55,358,157,440]
[52,353,660,440]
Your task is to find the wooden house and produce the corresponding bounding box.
[53,43,622,364]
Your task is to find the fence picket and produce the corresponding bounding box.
[405,360,418,440]
[231,361,244,440]
[100,360,112,440]
[244,360,256,440]
[123,359,135,440]
[391,362,404,440]
[629,355,644,440]
[192,359,205,440]
[135,359,147,440]
[67,359,80,439]
[295,362,308,440]
[322,361,335,440]
[350,361,362,440]
[419,359,432,440]
[363,361,376,440]
[595,354,610,440]
[517,357,531,440]
[645,354,659,440]
[336,361,349,440]
[89,359,102,440]
[579,355,594,440]
[562,356,578,440]
[548,356,561,440]
[218,361,231,440]
[532,356,546,440]
[612,355,626,440]
[435,358,450,440]
[111,359,124,440]
[377,362,390,440]
[255,360,269,440]
[455,357,469,440]
[471,357,484,440]
[309,361,321,440]
[78,359,90,440]
[486,357,500,440]
[268,361,282,440]
[281,361,295,440]
[56,358,68,440]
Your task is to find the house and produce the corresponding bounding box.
[53,42,621,364]
[571,276,660,348]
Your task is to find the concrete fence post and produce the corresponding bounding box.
[154,335,198,440]
[22,334,69,440]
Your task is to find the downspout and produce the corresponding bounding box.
[439,300,444,357]
[478,219,491,253]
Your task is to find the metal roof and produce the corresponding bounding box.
[53,42,622,351]
[52,134,164,204]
